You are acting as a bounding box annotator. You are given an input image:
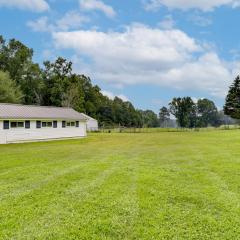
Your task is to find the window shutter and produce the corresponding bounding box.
[36,121,41,129]
[3,120,9,130]
[76,121,79,127]
[53,121,58,128]
[62,121,66,128]
[25,121,30,129]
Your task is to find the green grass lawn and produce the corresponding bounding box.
[1,131,240,239]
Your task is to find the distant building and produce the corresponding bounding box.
[81,113,99,131]
[0,103,88,144]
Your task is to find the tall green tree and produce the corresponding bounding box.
[169,97,196,128]
[197,98,218,127]
[111,97,142,127]
[159,106,170,128]
[139,110,159,128]
[0,36,33,82]
[224,76,240,119]
[42,57,73,106]
[0,71,22,103]
[0,36,43,104]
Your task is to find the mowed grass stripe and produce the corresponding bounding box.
[1,132,240,239]
[6,156,139,240]
[135,132,240,239]
[0,136,127,200]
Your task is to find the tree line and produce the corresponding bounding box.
[159,97,234,128]
[161,75,240,128]
[0,35,236,128]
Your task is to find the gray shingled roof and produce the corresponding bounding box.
[0,103,88,121]
[81,113,98,121]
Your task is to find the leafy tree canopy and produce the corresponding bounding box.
[169,97,196,128]
[197,98,218,127]
[0,71,23,103]
[159,106,170,127]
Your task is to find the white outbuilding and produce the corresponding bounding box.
[0,103,88,144]
[81,113,99,132]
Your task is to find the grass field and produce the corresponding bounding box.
[1,131,240,239]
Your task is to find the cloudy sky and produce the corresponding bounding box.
[1,0,240,111]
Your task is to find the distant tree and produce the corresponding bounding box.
[169,97,196,128]
[0,36,43,104]
[218,110,237,126]
[0,71,22,103]
[139,110,159,128]
[224,75,240,119]
[98,104,114,126]
[159,106,170,128]
[0,36,33,82]
[20,63,44,105]
[112,97,127,126]
[189,103,197,128]
[197,98,218,127]
[42,57,73,106]
[111,97,142,127]
[61,83,85,112]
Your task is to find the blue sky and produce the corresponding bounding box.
[1,0,240,112]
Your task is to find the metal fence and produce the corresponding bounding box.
[96,125,240,134]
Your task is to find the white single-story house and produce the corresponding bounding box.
[0,103,88,144]
[81,113,99,132]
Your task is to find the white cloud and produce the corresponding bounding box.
[101,90,115,99]
[152,98,164,105]
[56,11,89,31]
[191,97,198,103]
[144,0,240,11]
[0,0,50,12]
[158,15,175,29]
[42,49,55,60]
[27,12,89,32]
[27,16,54,32]
[117,94,130,102]
[52,24,237,98]
[189,14,212,27]
[79,0,116,18]
[101,90,129,102]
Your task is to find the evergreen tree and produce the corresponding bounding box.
[224,75,240,119]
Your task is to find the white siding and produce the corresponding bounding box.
[0,120,87,144]
[87,119,99,131]
[0,121,6,144]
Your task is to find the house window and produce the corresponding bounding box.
[10,121,24,128]
[66,121,75,127]
[76,121,79,127]
[42,121,52,128]
[36,121,41,128]
[3,120,9,130]
[25,121,30,129]
[62,121,66,128]
[53,121,58,128]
